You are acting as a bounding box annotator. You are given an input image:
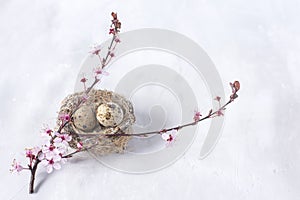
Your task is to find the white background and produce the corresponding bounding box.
[1,0,300,199]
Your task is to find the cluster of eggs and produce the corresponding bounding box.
[73,102,124,131]
[58,89,135,154]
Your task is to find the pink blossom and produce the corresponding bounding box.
[45,128,53,135]
[109,28,115,35]
[77,142,83,150]
[25,146,40,160]
[161,130,177,145]
[89,44,101,55]
[54,133,72,146]
[59,113,70,122]
[41,156,61,173]
[94,67,109,77]
[42,144,61,160]
[109,51,115,57]
[80,77,87,83]
[26,149,35,159]
[10,159,23,173]
[41,127,54,137]
[40,134,52,146]
[216,109,224,116]
[193,111,202,122]
[80,76,88,91]
[214,96,221,102]
[37,152,45,160]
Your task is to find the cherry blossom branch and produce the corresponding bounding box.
[104,81,240,139]
[24,12,122,194]
[72,25,120,116]
[62,143,98,158]
[55,12,120,139]
[11,11,241,196]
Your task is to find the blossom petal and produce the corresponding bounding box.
[45,152,53,160]
[46,165,53,173]
[41,160,48,167]
[53,163,61,170]
[101,71,109,76]
[161,133,170,140]
[53,154,62,162]
[65,135,72,142]
[38,153,45,160]
[77,142,83,150]
[32,146,41,155]
[60,158,67,164]
[54,137,62,144]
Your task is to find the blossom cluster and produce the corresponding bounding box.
[10,125,80,174]
[83,12,121,92]
[158,80,240,146]
[161,130,177,145]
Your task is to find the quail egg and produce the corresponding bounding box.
[96,102,124,127]
[73,105,97,131]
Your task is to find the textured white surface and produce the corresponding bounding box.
[1,0,300,199]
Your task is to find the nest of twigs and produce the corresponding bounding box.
[57,89,135,155]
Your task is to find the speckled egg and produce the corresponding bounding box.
[96,102,124,127]
[73,105,97,131]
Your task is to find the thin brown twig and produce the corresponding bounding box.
[62,143,98,158]
[104,97,235,138]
